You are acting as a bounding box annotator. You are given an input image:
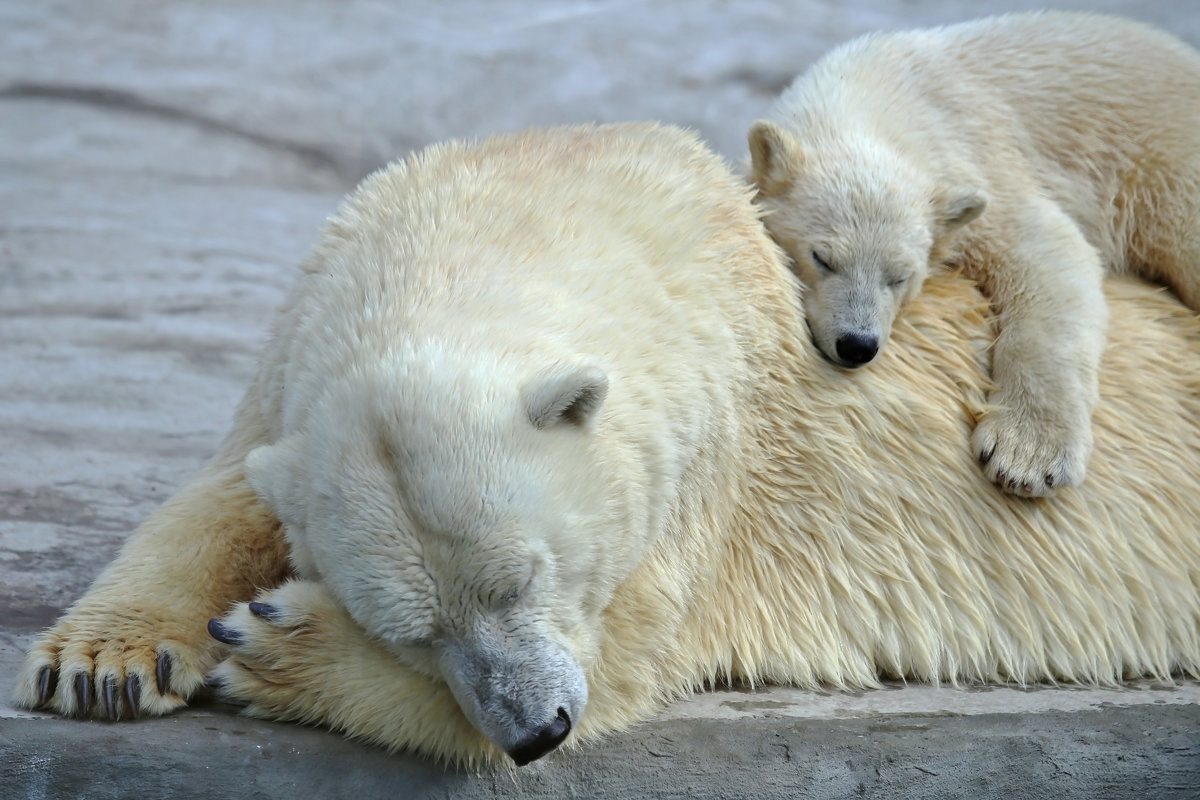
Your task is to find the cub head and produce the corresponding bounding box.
[748,119,986,368]
[245,350,636,765]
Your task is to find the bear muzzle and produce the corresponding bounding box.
[506,706,572,766]
[435,632,587,765]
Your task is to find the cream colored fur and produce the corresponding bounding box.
[13,123,1200,768]
[749,12,1200,497]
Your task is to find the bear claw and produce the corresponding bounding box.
[207,618,242,646]
[103,676,119,721]
[155,652,172,695]
[125,674,142,719]
[36,665,56,708]
[248,602,279,621]
[73,672,92,717]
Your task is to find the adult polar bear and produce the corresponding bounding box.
[13,123,1200,767]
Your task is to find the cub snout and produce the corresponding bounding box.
[835,332,880,366]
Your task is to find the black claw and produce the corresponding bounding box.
[248,602,279,621]
[74,672,92,717]
[103,676,118,721]
[979,447,995,465]
[1045,473,1056,488]
[156,652,172,696]
[36,666,57,707]
[207,618,242,646]
[125,674,142,720]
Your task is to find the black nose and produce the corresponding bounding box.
[835,333,879,366]
[508,707,572,766]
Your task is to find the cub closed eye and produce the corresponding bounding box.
[811,251,833,272]
[888,276,908,288]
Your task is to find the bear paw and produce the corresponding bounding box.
[971,405,1092,497]
[12,609,216,720]
[206,580,355,722]
[209,580,500,766]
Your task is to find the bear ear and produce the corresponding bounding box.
[748,120,804,197]
[522,365,609,430]
[934,187,988,233]
[245,439,306,526]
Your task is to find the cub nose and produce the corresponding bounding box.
[835,333,879,366]
[507,707,572,766]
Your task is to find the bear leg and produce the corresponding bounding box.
[208,580,499,767]
[969,200,1108,497]
[11,466,290,719]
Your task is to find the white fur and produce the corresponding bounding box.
[749,12,1200,496]
[234,127,756,759]
[14,123,1200,770]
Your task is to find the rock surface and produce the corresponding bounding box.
[3,2,1198,797]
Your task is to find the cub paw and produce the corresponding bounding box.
[12,609,219,720]
[971,401,1093,497]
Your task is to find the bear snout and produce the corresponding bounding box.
[436,631,587,764]
[507,706,572,766]
[835,332,880,366]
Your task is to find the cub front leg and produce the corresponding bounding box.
[208,580,499,767]
[969,201,1108,497]
[12,398,291,719]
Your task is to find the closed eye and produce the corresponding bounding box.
[888,276,908,288]
[811,250,834,273]
[482,562,537,611]
[399,636,433,649]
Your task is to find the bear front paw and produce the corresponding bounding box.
[12,612,216,720]
[971,406,1092,497]
[207,580,505,766]
[206,580,351,721]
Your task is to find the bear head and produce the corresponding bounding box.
[748,119,986,368]
[244,346,635,765]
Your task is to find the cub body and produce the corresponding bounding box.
[750,12,1200,495]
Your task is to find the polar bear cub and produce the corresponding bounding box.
[749,12,1200,497]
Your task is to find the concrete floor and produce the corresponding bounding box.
[2,2,1199,797]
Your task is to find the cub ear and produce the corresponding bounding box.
[523,365,609,430]
[934,187,988,233]
[748,120,804,197]
[245,438,306,526]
